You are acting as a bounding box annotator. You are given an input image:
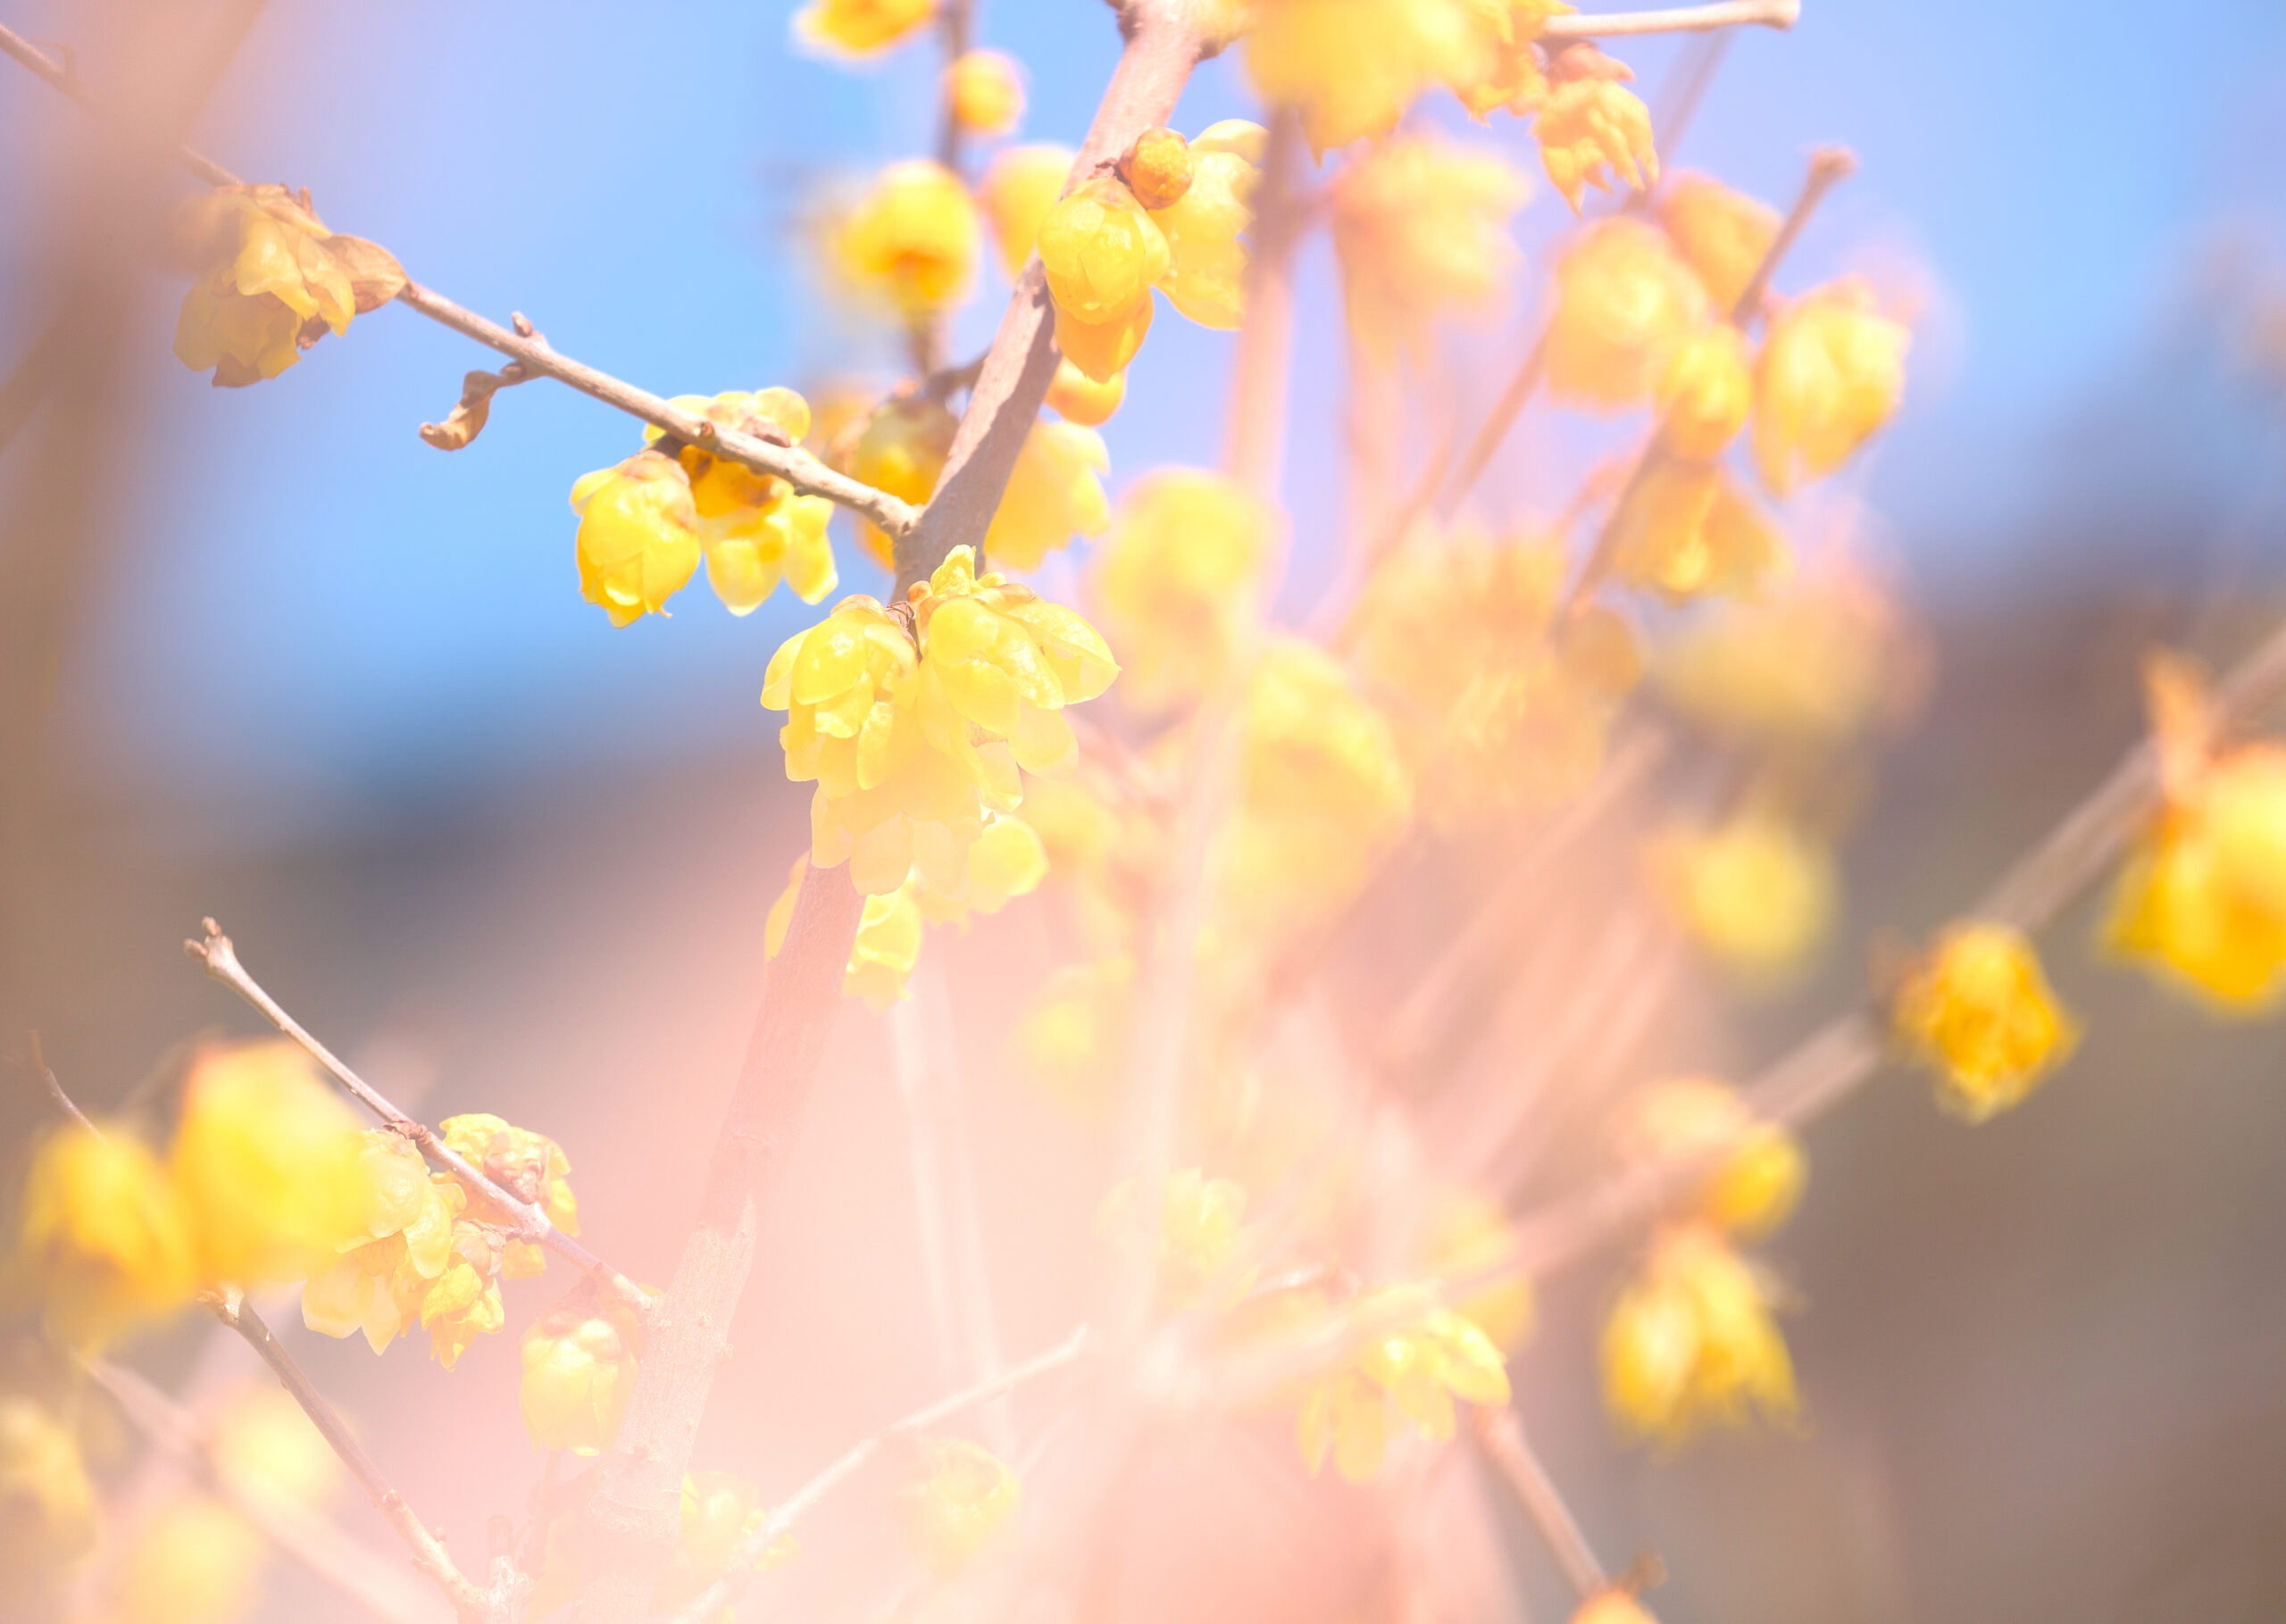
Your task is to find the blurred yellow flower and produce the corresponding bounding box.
[1753,279,1909,496]
[209,1387,340,1512]
[1243,0,1504,153]
[420,1218,508,1369]
[1046,357,1126,426]
[835,391,957,568]
[1014,955,1134,1111]
[521,1293,640,1454]
[793,0,932,54]
[1612,1077,1806,1240]
[645,387,837,612]
[300,1128,456,1353]
[1148,128,1260,329]
[916,811,1049,923]
[1535,50,1657,212]
[172,1041,364,1287]
[1657,172,1781,314]
[1097,1167,1250,1303]
[1546,218,1708,409]
[1331,135,1528,363]
[978,144,1076,277]
[1656,323,1754,460]
[1297,1291,1510,1482]
[110,1495,266,1624]
[171,184,405,387]
[1651,813,1835,980]
[946,49,1025,136]
[1894,922,2079,1121]
[0,1396,99,1588]
[985,419,1112,571]
[1601,1222,1795,1446]
[1456,0,1576,120]
[901,1437,1022,1577]
[1606,458,1788,604]
[1573,1587,1660,1624]
[9,1122,195,1345]
[1419,1189,1535,1352]
[1091,469,1273,714]
[645,1472,797,1618]
[568,450,705,628]
[838,161,980,321]
[1655,560,1901,746]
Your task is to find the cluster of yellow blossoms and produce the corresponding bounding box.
[1296,1288,1513,1484]
[172,184,405,387]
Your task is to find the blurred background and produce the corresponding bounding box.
[4,1,2286,1620]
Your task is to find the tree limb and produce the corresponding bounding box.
[1542,0,1799,39]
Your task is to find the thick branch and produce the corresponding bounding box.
[0,21,914,537]
[1473,1408,1606,1599]
[183,920,649,1323]
[1541,0,1799,38]
[658,1324,1092,1624]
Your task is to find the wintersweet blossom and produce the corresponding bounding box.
[8,1122,195,1345]
[1046,357,1125,426]
[171,184,405,387]
[1574,1588,1660,1624]
[438,1112,580,1277]
[1606,458,1788,603]
[171,1041,365,1287]
[978,144,1076,277]
[1457,0,1577,120]
[1120,126,1196,212]
[1651,813,1834,979]
[1613,1078,1806,1240]
[644,387,838,612]
[1535,47,1658,212]
[0,1397,99,1582]
[1655,323,1755,460]
[1331,135,1528,362]
[419,1216,509,1369]
[1893,922,2080,1121]
[1039,177,1169,326]
[985,420,1112,570]
[1147,124,1261,329]
[765,854,924,1008]
[301,1129,456,1353]
[521,1292,640,1454]
[568,450,705,627]
[1241,0,1513,154]
[110,1495,266,1624]
[1419,1189,1535,1352]
[1657,172,1781,314]
[793,0,932,55]
[1601,1222,1796,1446]
[1753,279,1909,496]
[838,161,981,321]
[208,1387,339,1512]
[1097,1167,1251,1303]
[1546,218,1708,409]
[946,49,1025,136]
[1014,955,1135,1110]
[902,1438,1022,1577]
[1296,1290,1511,1483]
[1655,561,1903,746]
[836,391,956,567]
[1091,469,1274,714]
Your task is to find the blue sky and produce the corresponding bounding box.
[3,0,2283,840]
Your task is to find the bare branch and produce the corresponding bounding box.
[182,920,650,1324]
[1473,1408,1606,1598]
[657,1324,1094,1624]
[23,1029,95,1131]
[1542,0,1799,39]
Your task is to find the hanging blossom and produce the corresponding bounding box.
[1893,922,2080,1121]
[171,184,405,387]
[1600,1221,1797,1447]
[1331,134,1531,365]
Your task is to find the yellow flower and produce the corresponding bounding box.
[8,1122,195,1345]
[171,184,405,387]
[977,144,1076,278]
[1606,457,1788,603]
[439,1112,580,1275]
[1331,135,1528,363]
[1546,217,1708,409]
[1612,1078,1806,1240]
[1147,128,1261,330]
[1418,1189,1535,1352]
[917,811,1049,923]
[838,161,980,321]
[986,420,1112,571]
[1119,127,1195,211]
[0,1396,99,1588]
[1651,814,1835,980]
[1045,357,1126,426]
[569,449,705,628]
[915,544,1119,774]
[1456,0,1576,119]
[420,1217,508,1369]
[901,1437,1022,1578]
[1097,1167,1250,1303]
[1574,1588,1660,1624]
[1656,323,1754,460]
[1894,923,2080,1121]
[1602,1223,1796,1446]
[1297,1289,1510,1482]
[172,1041,364,1287]
[209,1387,339,1513]
[111,1496,268,1624]
[1753,279,1909,496]
[1654,558,1902,746]
[1657,171,1781,314]
[947,49,1025,136]
[300,1129,457,1353]
[645,1473,797,1618]
[1014,955,1134,1111]
[1039,177,1169,330]
[1055,296,1155,386]
[847,885,927,1009]
[1091,469,1274,714]
[1535,49,1658,212]
[2107,734,2286,1010]
[643,388,836,612]
[521,1293,640,1455]
[1243,0,1505,154]
[836,391,957,568]
[792,0,932,54]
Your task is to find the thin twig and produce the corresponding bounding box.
[81,1356,451,1624]
[0,21,915,536]
[25,1030,95,1131]
[657,1324,1095,1624]
[182,919,649,1323]
[1542,0,1799,38]
[1473,1408,1606,1598]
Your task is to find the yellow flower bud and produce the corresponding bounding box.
[1547,217,1709,409]
[1651,814,1834,981]
[1148,141,1259,330]
[1606,458,1788,603]
[1535,52,1659,212]
[421,1218,507,1369]
[792,0,932,56]
[1656,323,1754,460]
[946,49,1026,136]
[647,1472,797,1617]
[986,420,1112,571]
[1601,1223,1795,1446]
[1574,1588,1660,1624]
[111,1496,267,1624]
[645,388,837,613]
[836,392,956,568]
[838,160,980,320]
[9,1121,195,1345]
[978,144,1076,277]
[1038,178,1169,326]
[1054,296,1155,386]
[1331,134,1527,362]
[900,1437,1022,1577]
[1753,279,1909,496]
[1894,923,2080,1121]
[521,1295,639,1454]
[171,1041,365,1287]
[1613,1078,1806,1240]
[171,184,405,387]
[439,1112,580,1245]
[1045,357,1126,426]
[1091,469,1273,714]
[569,449,705,628]
[1120,127,1195,211]
[0,1395,99,1587]
[2107,740,2286,1008]
[1657,171,1781,314]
